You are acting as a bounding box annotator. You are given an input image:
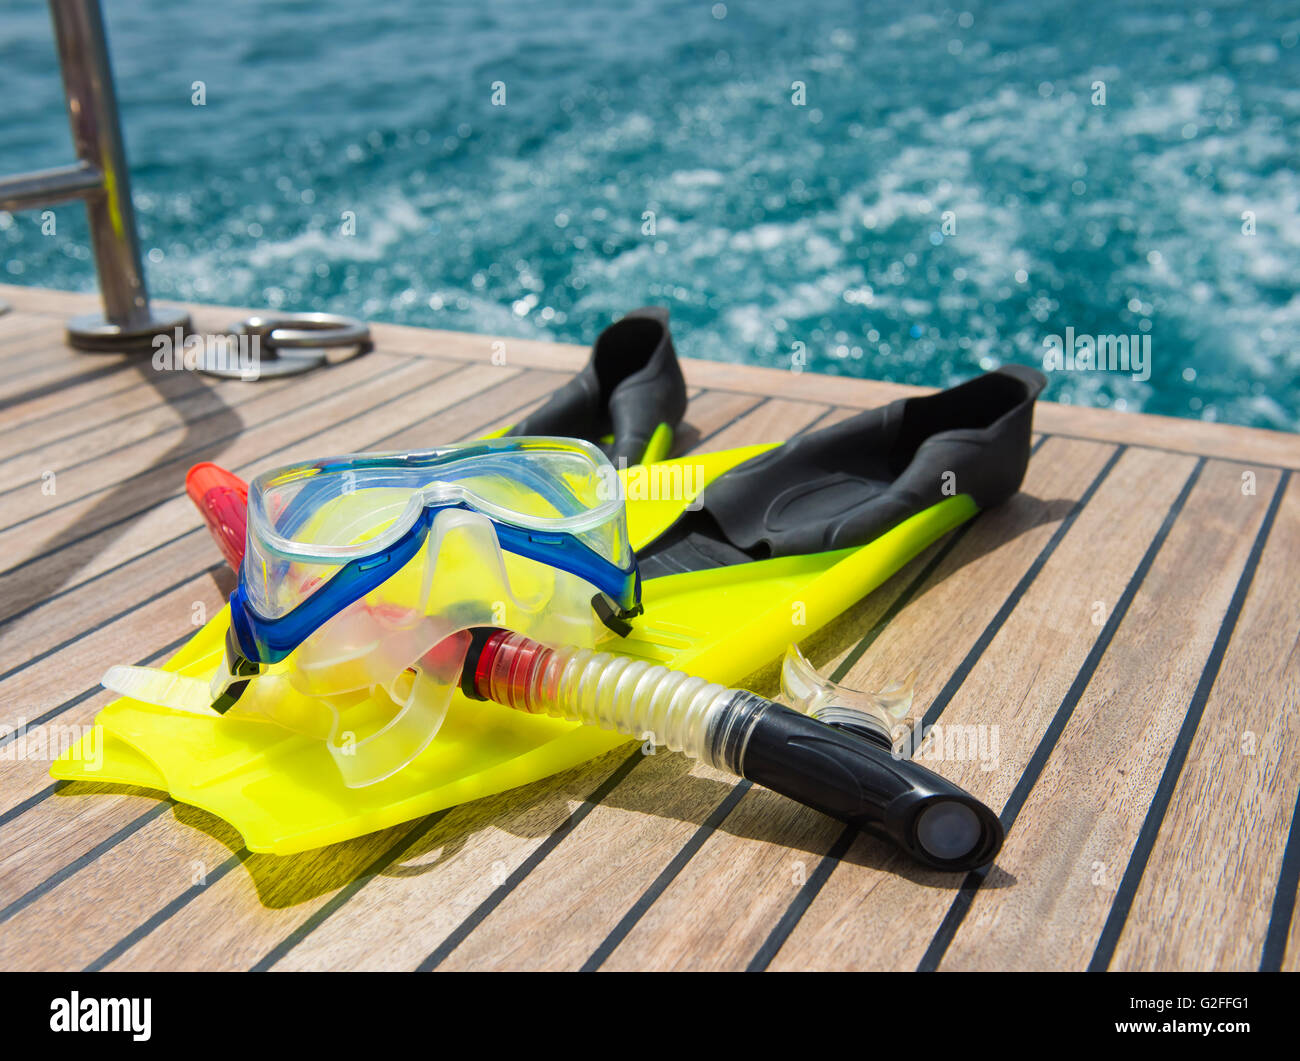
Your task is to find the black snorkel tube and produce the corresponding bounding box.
[713,690,1003,869]
[462,628,1003,873]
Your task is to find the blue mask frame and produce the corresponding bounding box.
[229,442,642,666]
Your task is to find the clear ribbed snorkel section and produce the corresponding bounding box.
[469,630,1004,871]
[473,631,741,766]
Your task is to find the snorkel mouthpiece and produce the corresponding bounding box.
[466,630,1002,871]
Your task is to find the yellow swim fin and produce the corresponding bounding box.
[54,367,1043,855]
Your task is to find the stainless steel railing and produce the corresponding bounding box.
[0,0,190,350]
[1,0,371,376]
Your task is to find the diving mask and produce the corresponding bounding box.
[104,437,640,786]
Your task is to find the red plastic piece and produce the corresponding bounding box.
[186,462,249,571]
[473,630,552,711]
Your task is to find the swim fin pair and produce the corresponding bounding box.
[54,364,1044,855]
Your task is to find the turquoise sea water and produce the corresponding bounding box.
[3,0,1298,429]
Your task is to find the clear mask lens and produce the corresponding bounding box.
[241,438,632,622]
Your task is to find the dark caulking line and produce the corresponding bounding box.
[0,340,436,440]
[747,435,1112,971]
[0,374,289,481]
[0,628,192,752]
[0,354,441,556]
[1089,470,1290,972]
[700,395,829,448]
[833,526,984,687]
[0,317,76,356]
[364,377,547,449]
[0,782,64,832]
[690,393,768,448]
[917,458,1205,972]
[6,353,120,385]
[5,326,122,371]
[0,360,319,492]
[0,801,174,926]
[0,360,134,414]
[786,405,836,439]
[0,320,126,360]
[0,377,168,440]
[0,384,590,949]
[901,443,1126,758]
[582,780,754,971]
[0,341,69,371]
[417,749,645,971]
[84,848,250,972]
[0,561,224,685]
[1261,780,1300,971]
[0,524,205,632]
[747,826,856,971]
[0,379,553,632]
[0,373,207,453]
[9,345,460,470]
[0,357,420,539]
[251,813,450,971]
[1041,429,1300,476]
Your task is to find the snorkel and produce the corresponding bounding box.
[107,439,1003,871]
[461,632,1001,871]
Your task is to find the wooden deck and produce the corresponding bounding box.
[0,282,1297,972]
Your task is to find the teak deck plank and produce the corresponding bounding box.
[0,284,1297,972]
[754,440,1125,969]
[1106,474,1299,971]
[932,458,1275,970]
[0,355,431,554]
[0,370,302,490]
[0,361,516,620]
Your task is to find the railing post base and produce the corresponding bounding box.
[67,305,192,353]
